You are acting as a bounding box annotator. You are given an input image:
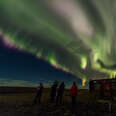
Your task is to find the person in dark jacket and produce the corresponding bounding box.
[70,81,78,107]
[89,80,94,93]
[56,81,65,105]
[50,81,58,103]
[34,83,44,104]
[100,80,105,99]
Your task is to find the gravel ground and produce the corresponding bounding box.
[0,102,116,116]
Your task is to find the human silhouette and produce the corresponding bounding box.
[89,80,94,93]
[56,81,65,105]
[70,82,78,107]
[100,80,105,99]
[50,81,58,103]
[34,83,44,104]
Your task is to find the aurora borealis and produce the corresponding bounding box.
[0,0,116,86]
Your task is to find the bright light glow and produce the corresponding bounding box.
[82,78,86,87]
[81,56,87,69]
[1,0,116,84]
[110,72,116,79]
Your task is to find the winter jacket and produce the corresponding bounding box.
[70,84,78,96]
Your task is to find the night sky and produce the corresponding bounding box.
[0,38,81,88]
[0,0,116,88]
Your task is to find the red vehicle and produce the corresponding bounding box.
[89,78,116,98]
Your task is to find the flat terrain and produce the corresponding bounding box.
[0,88,116,116]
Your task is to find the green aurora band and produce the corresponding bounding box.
[0,0,116,85]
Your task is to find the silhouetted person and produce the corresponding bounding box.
[34,83,44,104]
[89,80,94,93]
[100,80,105,99]
[50,81,58,103]
[56,81,65,105]
[70,82,78,107]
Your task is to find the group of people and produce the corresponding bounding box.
[33,80,114,107]
[34,81,78,106]
[50,81,65,105]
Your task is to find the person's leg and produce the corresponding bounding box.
[51,93,55,103]
[59,94,63,104]
[72,96,74,107]
[71,96,76,113]
[74,96,76,106]
[50,93,54,103]
[50,95,52,102]
[38,95,41,104]
[52,95,55,103]
[56,95,59,105]
[34,96,37,104]
[34,93,39,104]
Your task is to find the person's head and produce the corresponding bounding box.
[73,81,76,85]
[40,82,43,86]
[61,81,64,85]
[53,80,58,85]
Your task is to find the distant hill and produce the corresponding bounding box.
[0,87,36,93]
[0,86,88,94]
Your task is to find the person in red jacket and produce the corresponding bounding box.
[70,81,78,107]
